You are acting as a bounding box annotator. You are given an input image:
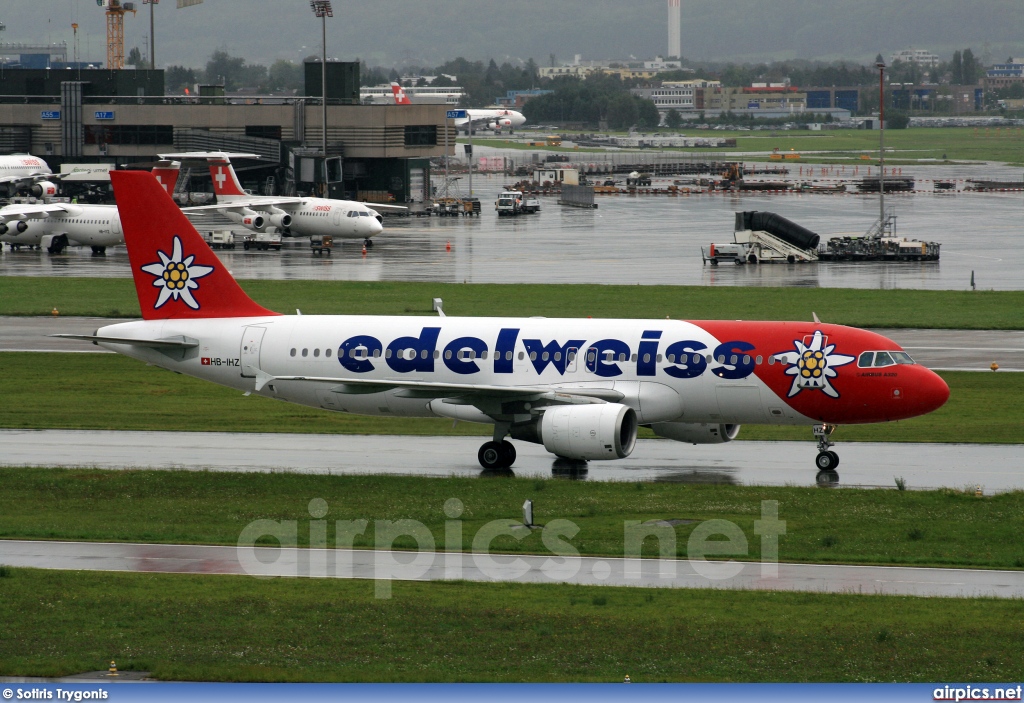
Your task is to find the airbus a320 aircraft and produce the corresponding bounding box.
[60,171,950,476]
[0,154,60,197]
[161,152,405,246]
[390,83,526,133]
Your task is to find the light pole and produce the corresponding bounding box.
[876,60,886,226]
[310,0,333,193]
[142,0,157,69]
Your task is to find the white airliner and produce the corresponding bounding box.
[58,170,950,475]
[161,152,406,246]
[0,154,60,197]
[0,201,123,255]
[391,83,526,133]
[0,160,181,255]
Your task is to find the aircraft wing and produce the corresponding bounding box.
[251,370,624,407]
[180,197,304,213]
[361,203,408,212]
[0,203,75,222]
[0,172,61,185]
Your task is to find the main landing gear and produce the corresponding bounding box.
[813,423,840,477]
[478,440,516,470]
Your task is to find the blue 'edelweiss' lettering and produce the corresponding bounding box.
[522,338,585,375]
[334,327,759,380]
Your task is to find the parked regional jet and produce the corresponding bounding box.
[0,200,123,254]
[0,154,60,197]
[59,171,949,475]
[391,83,526,133]
[161,152,405,246]
[0,160,180,255]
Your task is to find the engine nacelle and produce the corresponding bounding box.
[225,208,267,232]
[650,422,740,445]
[267,213,292,229]
[534,403,638,461]
[12,220,29,234]
[28,181,58,198]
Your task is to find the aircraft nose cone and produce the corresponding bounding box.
[921,370,950,415]
[368,218,383,236]
[917,368,950,415]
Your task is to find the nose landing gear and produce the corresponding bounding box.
[813,423,840,473]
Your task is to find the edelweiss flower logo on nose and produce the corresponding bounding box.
[773,330,855,398]
[141,236,214,310]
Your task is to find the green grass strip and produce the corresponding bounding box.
[3,277,1023,329]
[2,469,1023,569]
[0,353,1018,443]
[0,568,1020,681]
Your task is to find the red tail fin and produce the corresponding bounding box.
[151,160,180,197]
[208,158,246,197]
[391,82,411,105]
[110,170,279,320]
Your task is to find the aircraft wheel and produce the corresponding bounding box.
[815,451,838,472]
[91,246,106,256]
[499,440,517,468]
[478,441,504,470]
[364,239,374,248]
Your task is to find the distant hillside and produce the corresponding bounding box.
[9,0,1024,71]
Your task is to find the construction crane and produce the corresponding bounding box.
[98,0,136,70]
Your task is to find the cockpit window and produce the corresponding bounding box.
[891,351,915,365]
[873,352,894,367]
[858,352,874,368]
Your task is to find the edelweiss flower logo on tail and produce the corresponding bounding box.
[774,330,855,398]
[141,236,214,310]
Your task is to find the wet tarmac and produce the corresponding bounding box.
[3,539,1023,598]
[1,429,1018,492]
[2,164,1023,290]
[4,317,1022,371]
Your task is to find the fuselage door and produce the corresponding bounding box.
[332,208,341,227]
[240,326,267,378]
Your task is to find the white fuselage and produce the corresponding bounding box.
[93,315,811,427]
[0,204,123,248]
[215,195,383,240]
[0,155,52,183]
[456,109,526,131]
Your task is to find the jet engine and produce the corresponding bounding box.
[1,220,30,235]
[28,181,58,198]
[512,403,638,461]
[266,208,292,229]
[649,422,740,444]
[488,118,513,130]
[225,208,267,232]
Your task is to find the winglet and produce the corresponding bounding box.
[812,312,822,324]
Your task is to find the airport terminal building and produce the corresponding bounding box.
[0,64,450,203]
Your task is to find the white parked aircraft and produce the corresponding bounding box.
[0,154,60,197]
[160,152,406,246]
[391,83,526,133]
[58,170,951,476]
[0,201,122,255]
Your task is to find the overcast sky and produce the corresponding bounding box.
[6,0,1023,70]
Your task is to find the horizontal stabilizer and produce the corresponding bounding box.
[50,334,199,348]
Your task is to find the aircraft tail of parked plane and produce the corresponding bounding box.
[66,170,950,476]
[151,160,181,197]
[114,171,277,320]
[390,82,412,105]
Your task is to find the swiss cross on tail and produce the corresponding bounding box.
[209,161,245,196]
[391,82,411,105]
